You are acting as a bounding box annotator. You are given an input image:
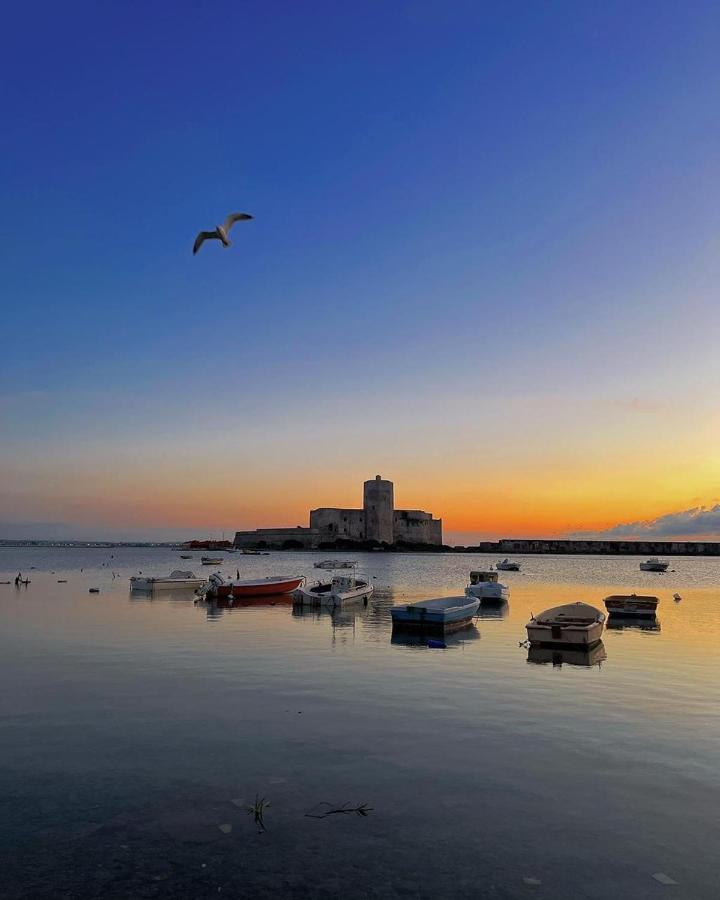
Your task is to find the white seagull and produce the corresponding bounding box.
[193,212,253,255]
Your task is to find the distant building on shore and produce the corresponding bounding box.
[234,475,442,549]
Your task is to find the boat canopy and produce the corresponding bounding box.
[470,571,498,583]
[533,602,603,624]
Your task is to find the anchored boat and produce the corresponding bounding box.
[391,596,480,631]
[526,602,605,647]
[465,570,509,602]
[206,573,304,598]
[201,556,224,565]
[130,570,205,592]
[639,558,669,572]
[604,593,659,618]
[495,559,521,572]
[314,559,357,569]
[295,571,373,607]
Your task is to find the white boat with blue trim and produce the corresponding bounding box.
[391,595,480,631]
[465,570,509,602]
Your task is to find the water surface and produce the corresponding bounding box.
[1,548,719,898]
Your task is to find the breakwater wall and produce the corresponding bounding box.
[464,539,720,556]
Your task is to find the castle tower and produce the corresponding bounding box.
[363,475,394,544]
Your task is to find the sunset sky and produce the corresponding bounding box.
[2,1,719,543]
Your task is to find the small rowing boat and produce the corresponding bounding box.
[604,593,659,617]
[391,596,480,631]
[526,602,604,647]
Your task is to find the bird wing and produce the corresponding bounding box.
[223,212,254,233]
[193,231,220,254]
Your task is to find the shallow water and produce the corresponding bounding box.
[1,548,719,898]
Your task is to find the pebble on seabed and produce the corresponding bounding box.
[652,873,678,885]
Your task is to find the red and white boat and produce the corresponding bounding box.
[206,572,304,598]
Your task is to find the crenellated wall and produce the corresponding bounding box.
[309,507,366,540]
[393,510,443,545]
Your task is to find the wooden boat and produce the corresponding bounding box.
[391,596,480,631]
[130,570,205,592]
[495,558,521,571]
[206,573,304,598]
[465,570,509,601]
[526,602,604,647]
[639,558,669,572]
[604,593,659,617]
[295,572,373,607]
[201,556,223,565]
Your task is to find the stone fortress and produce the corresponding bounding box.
[234,475,442,549]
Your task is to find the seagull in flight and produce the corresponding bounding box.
[193,212,253,255]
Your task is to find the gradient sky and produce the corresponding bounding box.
[2,1,719,542]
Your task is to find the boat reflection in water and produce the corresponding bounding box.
[527,641,607,669]
[129,588,202,604]
[292,604,359,629]
[475,599,509,619]
[391,624,480,650]
[606,615,662,633]
[195,595,293,619]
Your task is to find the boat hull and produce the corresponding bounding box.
[391,597,480,632]
[130,578,204,592]
[212,577,304,598]
[526,620,604,647]
[604,595,659,617]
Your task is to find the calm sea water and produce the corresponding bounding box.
[1,548,719,899]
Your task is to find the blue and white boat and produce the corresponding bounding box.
[391,595,480,631]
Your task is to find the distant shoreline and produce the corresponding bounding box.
[1,539,719,557]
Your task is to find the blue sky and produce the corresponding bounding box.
[1,1,719,541]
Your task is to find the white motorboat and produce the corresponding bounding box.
[201,556,223,565]
[526,602,605,647]
[314,559,357,569]
[465,570,509,602]
[495,558,521,572]
[639,558,669,572]
[130,570,205,592]
[604,593,659,617]
[295,572,373,607]
[391,596,480,631]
